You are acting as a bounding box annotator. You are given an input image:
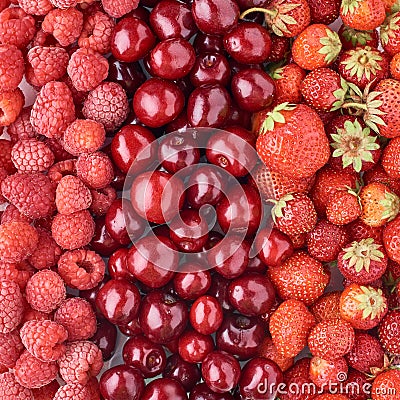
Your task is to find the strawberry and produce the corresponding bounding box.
[271,63,306,104]
[292,24,342,70]
[344,369,370,400]
[382,137,400,179]
[378,309,400,354]
[338,238,388,284]
[359,182,400,227]
[338,24,379,50]
[347,218,383,243]
[390,53,400,80]
[382,0,400,13]
[309,356,348,388]
[288,232,307,249]
[271,193,317,236]
[326,190,362,225]
[364,164,400,197]
[306,219,349,262]
[383,215,400,263]
[313,395,350,400]
[308,318,355,361]
[310,291,342,322]
[380,12,400,57]
[256,103,330,180]
[281,358,314,400]
[308,0,340,25]
[269,299,316,358]
[339,283,388,330]
[340,0,385,31]
[267,34,290,63]
[371,369,400,400]
[257,336,294,372]
[268,251,330,305]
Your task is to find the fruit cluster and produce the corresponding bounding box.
[1,0,400,399]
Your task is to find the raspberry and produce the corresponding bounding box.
[25,270,66,313]
[57,249,105,290]
[53,383,90,400]
[58,341,103,385]
[31,28,59,48]
[30,81,75,139]
[0,166,7,202]
[20,320,68,362]
[0,88,24,126]
[0,279,24,333]
[0,7,36,48]
[49,0,76,9]
[51,210,95,250]
[1,172,56,219]
[85,377,100,400]
[20,305,49,325]
[0,0,8,12]
[102,0,138,18]
[0,222,38,263]
[44,139,74,163]
[1,204,32,225]
[11,139,55,172]
[0,372,34,399]
[90,186,116,216]
[0,139,16,173]
[67,48,109,92]
[28,228,62,270]
[42,8,83,46]
[56,175,92,215]
[76,151,114,189]
[61,75,89,106]
[14,350,58,389]
[0,44,24,92]
[0,260,33,290]
[48,159,76,184]
[31,380,60,400]
[0,331,24,368]
[82,82,129,132]
[8,107,37,144]
[27,46,69,86]
[18,0,53,15]
[54,298,97,341]
[63,119,105,156]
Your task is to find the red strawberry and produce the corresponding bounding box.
[309,356,348,388]
[382,137,400,180]
[383,215,400,264]
[344,369,370,400]
[380,12,400,56]
[326,190,362,225]
[382,0,400,13]
[257,336,294,372]
[311,291,342,322]
[347,218,383,243]
[288,232,307,249]
[271,63,306,104]
[256,103,330,180]
[340,0,385,31]
[308,0,340,25]
[371,369,400,400]
[338,24,379,50]
[281,358,314,400]
[364,164,400,197]
[378,309,400,354]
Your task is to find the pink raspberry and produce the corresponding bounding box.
[19,0,53,15]
[30,81,76,139]
[32,380,60,400]
[54,297,97,341]
[31,28,59,48]
[0,167,7,202]
[76,151,114,189]
[90,186,116,216]
[48,159,76,184]
[53,383,90,400]
[0,279,24,333]
[0,260,33,290]
[55,175,92,215]
[82,82,129,132]
[58,341,103,385]
[28,228,62,270]
[14,350,58,389]
[51,210,95,250]
[20,320,68,362]
[1,204,32,225]
[11,139,55,172]
[67,48,108,92]
[42,8,83,46]
[0,330,24,368]
[1,172,56,219]
[25,270,66,313]
[0,372,34,399]
[7,107,37,144]
[20,305,49,325]
[78,11,114,54]
[0,44,24,92]
[0,7,36,48]
[0,88,24,126]
[0,222,38,263]
[49,0,76,9]
[0,139,16,174]
[0,0,9,12]
[102,0,138,18]
[57,249,105,290]
[27,46,69,86]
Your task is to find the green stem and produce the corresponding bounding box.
[341,102,368,110]
[240,7,275,19]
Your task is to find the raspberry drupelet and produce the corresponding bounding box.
[0,371,34,399]
[0,44,24,92]
[0,330,24,368]
[53,383,90,400]
[76,151,114,189]
[0,279,24,333]
[28,228,62,270]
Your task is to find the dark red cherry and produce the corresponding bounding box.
[149,0,197,40]
[193,33,224,54]
[190,383,235,400]
[118,318,143,337]
[127,235,177,288]
[163,354,201,391]
[90,318,117,361]
[238,357,284,400]
[191,0,240,35]
[165,111,190,133]
[190,53,230,87]
[90,217,121,257]
[79,277,110,315]
[187,84,231,128]
[99,365,145,400]
[224,102,252,130]
[126,5,151,22]
[179,329,214,363]
[207,273,234,311]
[190,295,223,335]
[173,269,211,300]
[246,255,267,274]
[203,231,224,250]
[133,78,185,128]
[231,68,276,112]
[236,0,270,8]
[201,351,241,394]
[142,378,188,400]
[108,248,135,282]
[111,17,156,62]
[123,335,167,378]
[139,290,188,344]
[95,279,141,326]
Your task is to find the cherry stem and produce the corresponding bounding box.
[341,102,368,111]
[240,7,274,19]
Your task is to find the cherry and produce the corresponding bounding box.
[95,279,141,325]
[203,231,224,250]
[90,318,118,361]
[118,318,143,336]
[139,290,188,344]
[163,353,201,391]
[173,269,212,300]
[127,235,177,288]
[141,378,188,400]
[255,228,294,267]
[207,273,234,311]
[123,335,167,378]
[224,103,252,130]
[190,295,223,335]
[246,255,267,274]
[201,351,241,394]
[238,357,284,400]
[190,53,231,87]
[133,78,185,128]
[126,5,151,22]
[191,0,240,35]
[99,365,145,400]
[79,277,110,315]
[193,33,225,54]
[108,248,135,282]
[190,383,235,400]
[90,217,121,257]
[178,329,215,363]
[149,0,197,41]
[187,84,231,128]
[110,17,156,62]
[236,0,270,8]
[166,111,191,133]
[231,68,276,112]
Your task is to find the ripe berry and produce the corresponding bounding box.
[11,139,54,172]
[0,44,23,92]
[53,383,90,400]
[0,331,24,368]
[28,228,62,270]
[0,279,24,333]
[0,88,24,126]
[76,152,114,190]
[0,371,34,400]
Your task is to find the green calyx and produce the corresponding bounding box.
[342,238,384,273]
[341,0,363,16]
[341,27,374,47]
[380,12,400,46]
[332,78,350,111]
[270,193,294,223]
[379,191,400,222]
[318,28,342,65]
[331,119,380,172]
[260,102,296,134]
[354,286,386,320]
[341,46,383,81]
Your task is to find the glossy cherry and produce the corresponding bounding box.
[126,5,151,22]
[108,248,135,282]
[90,217,121,257]
[190,383,235,400]
[224,102,252,129]
[173,269,212,300]
[190,53,231,87]
[163,354,201,391]
[118,318,143,337]
[207,273,234,311]
[142,378,188,400]
[90,318,118,361]
[190,295,223,335]
[79,276,110,315]
[193,33,225,54]
[178,329,215,363]
[123,335,167,378]
[246,255,267,274]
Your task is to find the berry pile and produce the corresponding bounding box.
[0,0,400,399]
